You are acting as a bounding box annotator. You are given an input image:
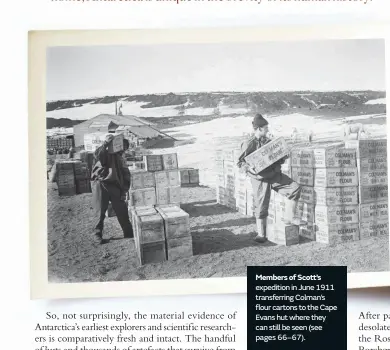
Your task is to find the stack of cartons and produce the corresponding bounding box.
[54,160,90,196]
[313,146,360,245]
[128,171,157,207]
[127,152,192,265]
[290,142,361,245]
[154,170,181,205]
[215,150,226,205]
[268,191,300,246]
[156,206,193,260]
[345,139,389,240]
[56,161,77,196]
[128,153,181,207]
[73,162,91,194]
[290,146,317,241]
[214,148,242,210]
[129,206,167,265]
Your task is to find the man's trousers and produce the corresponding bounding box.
[251,172,301,219]
[92,180,133,238]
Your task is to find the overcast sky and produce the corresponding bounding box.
[46,39,386,101]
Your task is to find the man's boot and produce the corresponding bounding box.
[255,218,267,243]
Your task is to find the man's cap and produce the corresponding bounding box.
[252,113,269,129]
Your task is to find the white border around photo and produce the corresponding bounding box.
[29,23,390,300]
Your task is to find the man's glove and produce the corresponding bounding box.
[104,134,114,145]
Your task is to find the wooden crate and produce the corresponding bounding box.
[215,160,224,174]
[58,186,76,196]
[74,163,89,180]
[161,153,179,170]
[156,186,181,205]
[216,186,226,205]
[129,206,156,249]
[299,186,315,204]
[236,189,247,215]
[129,188,157,207]
[359,184,388,204]
[165,236,193,261]
[314,168,358,188]
[180,169,190,185]
[215,150,224,162]
[291,167,315,187]
[84,133,123,154]
[314,186,358,206]
[266,218,300,246]
[130,171,156,190]
[155,206,190,239]
[155,170,181,188]
[144,155,163,172]
[244,137,290,174]
[360,220,389,240]
[313,148,356,168]
[290,149,314,168]
[188,169,200,184]
[344,139,387,158]
[134,207,165,244]
[315,205,359,226]
[357,156,388,172]
[315,223,360,245]
[359,201,389,223]
[76,179,91,194]
[299,224,316,241]
[359,170,388,186]
[224,196,237,210]
[136,241,167,266]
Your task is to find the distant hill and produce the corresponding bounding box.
[46,118,86,129]
[46,90,386,129]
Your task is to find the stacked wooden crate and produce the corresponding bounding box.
[156,206,193,261]
[268,191,300,246]
[289,142,361,245]
[127,153,193,266]
[54,160,91,196]
[56,161,77,196]
[47,137,73,149]
[73,161,91,194]
[312,146,360,245]
[344,139,389,240]
[214,148,242,211]
[129,206,167,265]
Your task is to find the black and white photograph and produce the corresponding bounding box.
[39,33,388,290]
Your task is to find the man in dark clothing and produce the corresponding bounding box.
[91,134,134,244]
[237,114,301,243]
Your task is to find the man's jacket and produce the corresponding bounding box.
[237,136,287,180]
[91,144,131,194]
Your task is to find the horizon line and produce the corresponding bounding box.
[46,89,386,103]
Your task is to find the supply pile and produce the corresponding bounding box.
[128,153,193,266]
[345,139,388,240]
[52,160,92,196]
[289,141,360,245]
[214,137,389,246]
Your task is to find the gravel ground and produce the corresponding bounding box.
[47,183,389,283]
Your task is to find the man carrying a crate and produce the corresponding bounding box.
[237,114,302,243]
[91,134,134,244]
